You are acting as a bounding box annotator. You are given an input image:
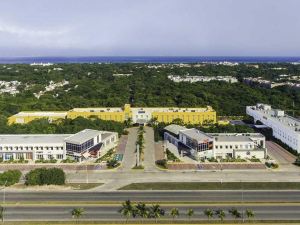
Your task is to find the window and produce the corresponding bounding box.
[66,138,94,153]
[15,153,24,160]
[56,154,63,159]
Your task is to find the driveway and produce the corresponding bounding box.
[118,127,138,171]
[266,141,298,171]
[143,126,159,172]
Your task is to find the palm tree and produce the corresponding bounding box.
[71,208,84,223]
[215,209,225,222]
[149,204,165,223]
[0,206,4,222]
[170,208,179,221]
[136,202,149,223]
[228,207,241,221]
[119,200,135,223]
[245,209,255,221]
[187,208,194,220]
[203,208,213,220]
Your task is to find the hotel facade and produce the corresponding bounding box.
[8,104,217,125]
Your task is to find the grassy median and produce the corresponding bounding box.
[119,182,300,190]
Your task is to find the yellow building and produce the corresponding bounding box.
[151,106,216,124]
[8,104,216,125]
[66,104,132,122]
[8,111,67,125]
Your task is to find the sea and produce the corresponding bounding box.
[0,56,300,64]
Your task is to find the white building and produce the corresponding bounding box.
[164,125,266,160]
[246,103,300,153]
[168,75,238,83]
[0,129,118,162]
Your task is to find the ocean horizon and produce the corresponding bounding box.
[0,56,300,64]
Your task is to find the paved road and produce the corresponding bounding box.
[119,127,138,171]
[3,205,300,221]
[3,191,300,203]
[266,141,297,164]
[68,169,300,191]
[143,126,159,172]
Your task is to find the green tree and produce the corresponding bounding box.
[149,204,165,223]
[228,207,241,221]
[170,208,179,221]
[0,170,22,186]
[187,208,194,220]
[215,209,226,222]
[119,200,134,223]
[0,206,4,222]
[25,168,65,185]
[71,208,84,223]
[245,208,255,221]
[203,208,213,220]
[135,202,149,223]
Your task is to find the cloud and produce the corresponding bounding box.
[0,21,78,50]
[0,23,68,37]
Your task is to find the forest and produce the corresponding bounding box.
[0,63,299,121]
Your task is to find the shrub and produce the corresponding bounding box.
[156,159,167,169]
[265,162,279,169]
[96,149,115,163]
[166,149,180,162]
[0,170,22,186]
[25,168,66,186]
[106,159,120,169]
[295,157,300,166]
[61,157,76,163]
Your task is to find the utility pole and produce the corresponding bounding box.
[136,144,140,166]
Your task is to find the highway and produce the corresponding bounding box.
[3,205,300,221]
[3,190,300,203]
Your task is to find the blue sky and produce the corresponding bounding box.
[0,0,299,57]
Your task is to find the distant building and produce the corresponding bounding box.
[112,73,132,77]
[0,80,21,95]
[243,77,285,89]
[246,104,300,153]
[168,75,238,83]
[30,62,54,66]
[0,129,118,162]
[164,124,266,160]
[8,104,217,125]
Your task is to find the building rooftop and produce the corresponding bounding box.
[208,133,264,142]
[70,107,123,113]
[13,111,67,117]
[180,128,213,142]
[247,104,300,132]
[0,134,70,145]
[164,124,187,135]
[141,107,215,113]
[101,132,116,140]
[64,129,101,144]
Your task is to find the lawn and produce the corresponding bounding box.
[119,182,300,190]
